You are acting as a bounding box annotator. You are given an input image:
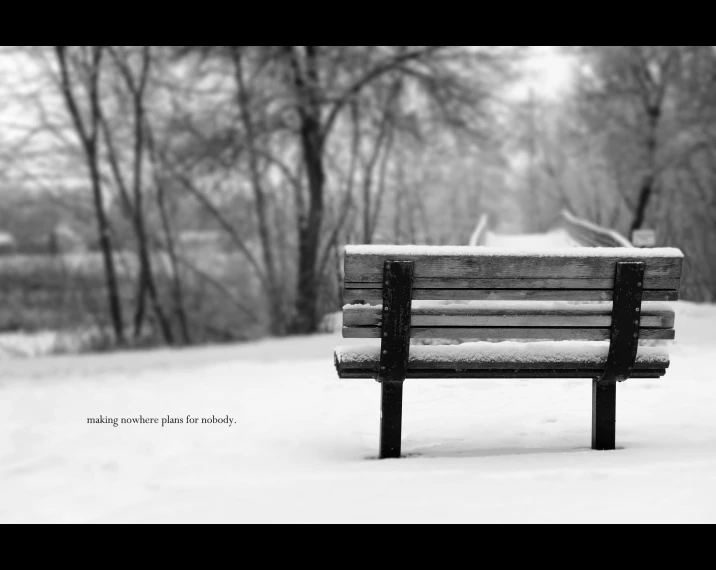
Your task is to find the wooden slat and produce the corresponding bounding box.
[345,277,681,290]
[344,304,675,329]
[345,248,684,283]
[339,357,668,371]
[338,369,667,379]
[343,327,675,341]
[344,289,679,304]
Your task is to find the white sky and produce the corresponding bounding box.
[0,46,577,169]
[516,46,575,100]
[0,45,576,111]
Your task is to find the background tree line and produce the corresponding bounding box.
[0,46,714,351]
[512,46,716,302]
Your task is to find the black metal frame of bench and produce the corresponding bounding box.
[376,260,646,459]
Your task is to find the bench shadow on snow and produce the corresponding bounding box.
[363,445,625,460]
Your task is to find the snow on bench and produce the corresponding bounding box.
[335,246,684,458]
[345,245,684,258]
[335,341,670,370]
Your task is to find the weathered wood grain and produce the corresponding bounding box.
[344,289,679,304]
[338,357,668,371]
[345,277,681,290]
[345,251,683,282]
[343,326,675,341]
[338,369,667,380]
[344,305,675,328]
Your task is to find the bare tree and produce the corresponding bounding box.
[100,46,174,344]
[575,46,700,233]
[281,45,509,332]
[231,47,285,335]
[55,45,125,344]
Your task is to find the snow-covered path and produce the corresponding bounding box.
[483,227,582,248]
[2,303,716,523]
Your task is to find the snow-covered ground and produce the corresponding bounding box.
[2,302,715,523]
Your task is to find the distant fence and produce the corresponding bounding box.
[559,210,633,248]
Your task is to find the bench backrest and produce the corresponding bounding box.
[342,246,684,342]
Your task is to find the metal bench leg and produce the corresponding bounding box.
[592,381,616,450]
[380,382,404,459]
[378,261,414,459]
[592,261,645,451]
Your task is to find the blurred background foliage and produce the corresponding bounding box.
[0,46,714,353]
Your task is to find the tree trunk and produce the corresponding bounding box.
[88,157,125,343]
[154,154,191,345]
[631,108,660,235]
[55,46,125,344]
[630,175,655,233]
[232,47,285,336]
[104,46,173,345]
[294,116,325,333]
[128,48,174,344]
[286,46,325,334]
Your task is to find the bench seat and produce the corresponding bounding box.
[335,341,670,379]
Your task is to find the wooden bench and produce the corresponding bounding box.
[334,246,684,459]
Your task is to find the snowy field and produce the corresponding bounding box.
[2,301,715,523]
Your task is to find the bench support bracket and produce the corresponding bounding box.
[592,261,645,450]
[378,261,414,459]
